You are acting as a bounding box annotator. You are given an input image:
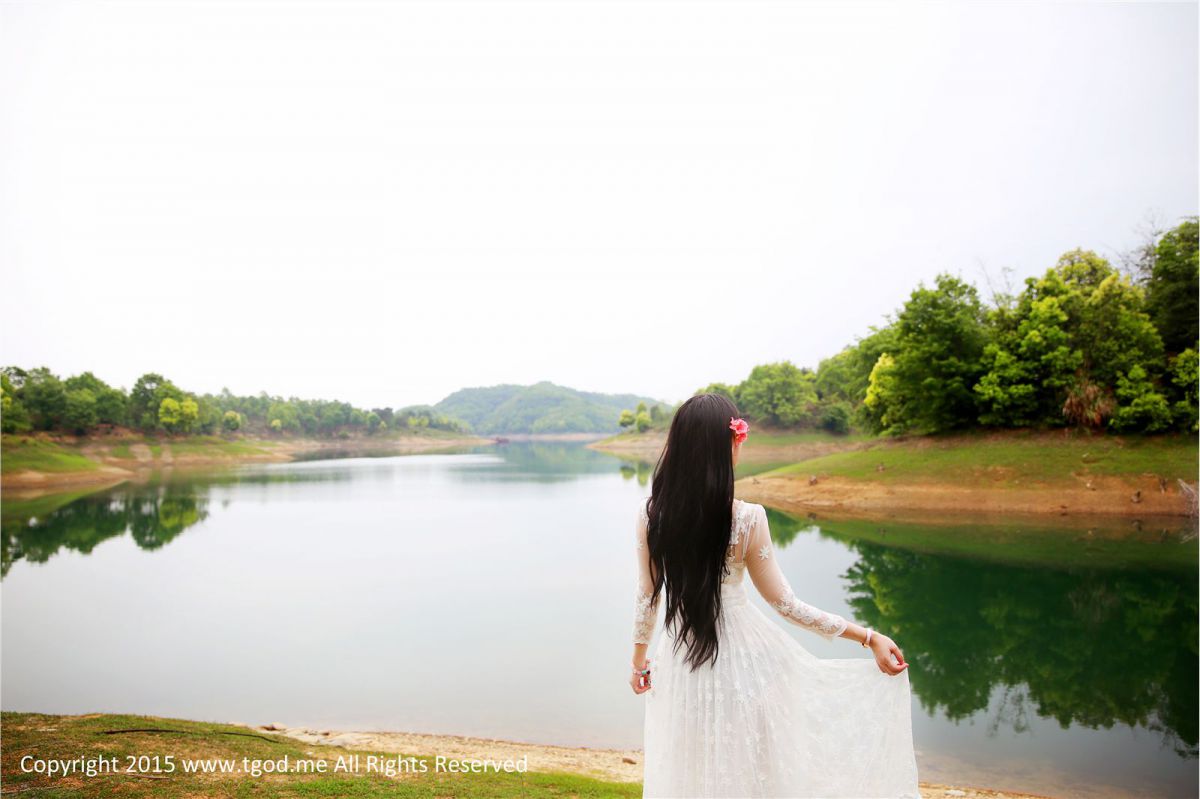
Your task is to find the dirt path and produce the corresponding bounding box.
[250,722,1054,798]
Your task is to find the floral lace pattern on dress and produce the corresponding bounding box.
[632,499,848,643]
[638,499,921,798]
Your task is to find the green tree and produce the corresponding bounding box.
[1108,364,1172,432]
[158,397,183,432]
[618,409,635,429]
[22,367,68,430]
[813,326,901,432]
[0,371,32,433]
[1054,247,1116,296]
[869,274,987,433]
[64,371,107,395]
[819,401,852,434]
[1167,348,1198,432]
[179,397,200,433]
[194,396,221,434]
[696,382,739,402]
[93,387,128,426]
[737,361,816,427]
[974,271,1082,427]
[221,410,242,432]
[1078,272,1164,389]
[635,411,652,433]
[63,388,98,434]
[266,401,301,433]
[863,353,901,433]
[130,374,182,432]
[1144,218,1199,354]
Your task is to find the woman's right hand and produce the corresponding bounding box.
[870,633,908,675]
[630,659,652,694]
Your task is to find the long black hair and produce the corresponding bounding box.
[645,392,740,671]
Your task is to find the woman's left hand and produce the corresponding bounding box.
[869,634,908,675]
[630,659,652,694]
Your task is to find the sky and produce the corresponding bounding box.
[1,1,1197,410]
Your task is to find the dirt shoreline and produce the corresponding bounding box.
[1,432,495,497]
[248,722,1054,798]
[738,473,1195,519]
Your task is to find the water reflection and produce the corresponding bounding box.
[841,538,1197,758]
[1,467,358,577]
[445,441,620,481]
[748,508,1199,761]
[3,484,208,576]
[1,443,1195,797]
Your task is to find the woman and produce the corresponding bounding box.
[630,393,921,798]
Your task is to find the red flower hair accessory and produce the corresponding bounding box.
[729,417,749,444]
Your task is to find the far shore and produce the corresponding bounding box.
[0,430,495,497]
[590,428,1199,520]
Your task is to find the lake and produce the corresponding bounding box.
[2,441,1196,798]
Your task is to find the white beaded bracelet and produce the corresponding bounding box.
[861,628,873,648]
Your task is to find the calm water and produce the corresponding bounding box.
[2,442,1196,798]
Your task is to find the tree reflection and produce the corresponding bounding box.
[819,533,1198,758]
[2,485,210,575]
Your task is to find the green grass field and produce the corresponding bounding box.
[761,429,1197,487]
[162,436,274,457]
[0,436,100,474]
[0,712,640,798]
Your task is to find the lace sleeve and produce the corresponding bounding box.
[744,503,849,640]
[632,499,659,644]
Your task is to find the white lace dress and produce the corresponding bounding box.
[634,498,921,798]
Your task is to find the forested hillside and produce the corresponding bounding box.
[435,381,659,434]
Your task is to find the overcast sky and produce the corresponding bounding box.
[2,1,1196,410]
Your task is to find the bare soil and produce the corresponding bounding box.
[737,472,1193,518]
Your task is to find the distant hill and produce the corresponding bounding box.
[434,381,661,434]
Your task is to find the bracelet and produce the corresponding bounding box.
[861,628,873,648]
[632,662,651,675]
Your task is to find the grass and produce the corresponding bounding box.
[164,436,272,457]
[761,429,1198,487]
[1,429,479,481]
[0,712,641,798]
[0,435,100,474]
